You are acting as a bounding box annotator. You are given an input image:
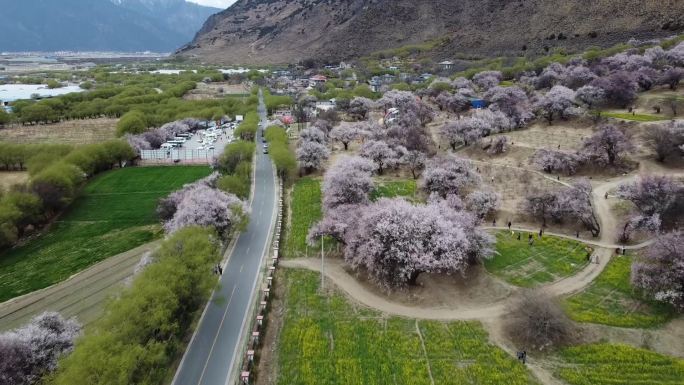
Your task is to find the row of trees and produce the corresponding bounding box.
[0,140,136,250]
[425,42,684,156]
[264,125,297,180]
[521,180,601,237]
[49,227,222,385]
[531,124,633,175]
[214,140,255,199]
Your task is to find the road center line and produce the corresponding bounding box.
[196,284,237,385]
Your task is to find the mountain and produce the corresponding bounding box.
[178,0,684,65]
[0,0,221,52]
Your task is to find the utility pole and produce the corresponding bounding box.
[320,235,325,290]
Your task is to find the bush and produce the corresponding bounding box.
[234,111,259,141]
[0,108,10,126]
[116,110,147,137]
[265,125,288,144]
[50,227,221,385]
[216,141,255,174]
[31,163,84,211]
[270,142,297,180]
[217,173,250,199]
[506,293,577,351]
[264,125,297,180]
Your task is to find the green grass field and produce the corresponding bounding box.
[284,177,324,258]
[555,343,684,385]
[563,255,675,328]
[277,270,538,385]
[0,166,211,302]
[285,177,419,259]
[370,179,418,202]
[484,231,592,287]
[603,112,669,122]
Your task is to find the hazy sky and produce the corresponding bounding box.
[187,0,236,9]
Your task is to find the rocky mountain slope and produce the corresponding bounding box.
[0,0,221,52]
[178,0,684,64]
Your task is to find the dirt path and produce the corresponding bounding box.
[482,226,653,250]
[0,240,160,331]
[468,158,573,188]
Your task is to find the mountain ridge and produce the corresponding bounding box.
[0,0,221,52]
[178,0,684,64]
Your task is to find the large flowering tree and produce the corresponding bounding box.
[632,232,684,311]
[0,312,81,385]
[339,198,493,288]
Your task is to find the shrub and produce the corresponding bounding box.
[50,227,221,385]
[216,141,255,174]
[116,110,147,137]
[506,293,577,351]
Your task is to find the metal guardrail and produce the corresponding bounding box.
[233,178,284,385]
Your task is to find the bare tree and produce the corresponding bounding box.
[506,292,577,352]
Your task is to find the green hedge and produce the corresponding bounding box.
[264,126,296,180]
[0,140,136,250]
[49,226,222,385]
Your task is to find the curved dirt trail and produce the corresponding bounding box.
[279,166,684,385]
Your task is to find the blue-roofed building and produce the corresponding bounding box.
[470,98,487,109]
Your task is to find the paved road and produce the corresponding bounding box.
[172,90,277,385]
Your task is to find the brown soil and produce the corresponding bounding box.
[0,118,117,144]
[184,82,249,100]
[0,171,28,190]
[348,263,513,309]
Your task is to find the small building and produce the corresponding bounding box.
[438,60,455,71]
[381,74,396,84]
[470,98,487,109]
[368,79,382,93]
[315,99,336,112]
[309,75,327,87]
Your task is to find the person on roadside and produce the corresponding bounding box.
[508,221,512,230]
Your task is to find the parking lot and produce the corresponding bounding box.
[181,123,236,152]
[140,122,239,165]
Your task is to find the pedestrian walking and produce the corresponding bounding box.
[528,233,534,245]
[604,192,608,199]
[539,228,543,238]
[576,230,580,238]
[517,232,521,241]
[508,221,512,230]
[493,219,496,227]
[522,351,527,364]
[218,264,223,275]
